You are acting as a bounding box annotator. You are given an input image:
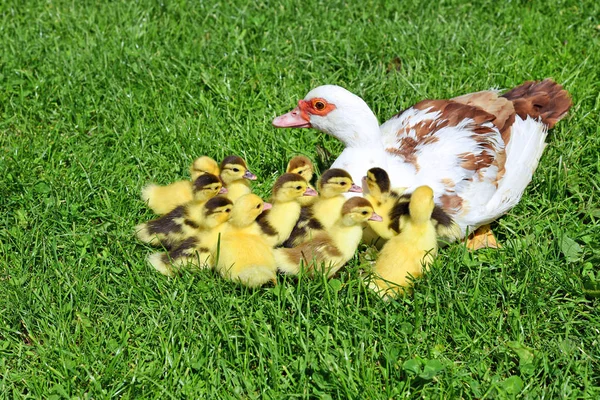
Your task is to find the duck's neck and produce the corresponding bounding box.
[318,105,382,148]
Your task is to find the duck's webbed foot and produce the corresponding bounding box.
[466,224,501,250]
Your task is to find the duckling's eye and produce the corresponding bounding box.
[314,100,326,111]
[256,204,261,209]
[362,211,368,215]
[225,208,232,213]
[232,168,240,172]
[340,181,347,185]
[296,185,302,190]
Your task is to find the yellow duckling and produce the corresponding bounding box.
[141,156,221,215]
[275,197,382,278]
[219,155,257,202]
[135,196,233,249]
[213,194,277,288]
[190,156,220,181]
[368,185,438,298]
[256,173,318,247]
[284,168,362,247]
[146,197,234,276]
[363,167,461,243]
[286,155,317,206]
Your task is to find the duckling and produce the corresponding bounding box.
[276,197,382,278]
[135,196,233,249]
[145,197,234,276]
[219,155,257,201]
[368,186,438,298]
[286,155,317,207]
[363,167,461,243]
[190,156,220,181]
[213,194,277,287]
[284,168,362,247]
[255,173,318,247]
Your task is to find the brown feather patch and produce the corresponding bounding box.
[501,79,572,130]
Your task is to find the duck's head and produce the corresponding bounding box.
[190,156,220,181]
[193,173,227,201]
[229,194,271,228]
[203,197,234,228]
[286,155,314,183]
[318,168,362,198]
[340,197,382,226]
[272,85,380,146]
[219,155,257,185]
[271,173,318,203]
[409,186,435,224]
[364,168,391,199]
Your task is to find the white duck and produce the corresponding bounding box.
[272,80,571,246]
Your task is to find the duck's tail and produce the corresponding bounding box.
[502,79,572,129]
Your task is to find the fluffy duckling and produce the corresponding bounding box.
[190,156,220,181]
[363,167,461,242]
[284,168,362,247]
[286,155,317,207]
[256,173,318,247]
[141,156,222,215]
[145,197,234,276]
[213,194,277,287]
[220,155,257,202]
[368,186,438,298]
[276,197,382,278]
[135,196,233,249]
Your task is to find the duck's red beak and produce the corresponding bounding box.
[272,105,311,128]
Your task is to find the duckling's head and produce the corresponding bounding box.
[271,173,318,203]
[318,168,362,198]
[190,156,220,180]
[203,196,234,228]
[286,155,314,183]
[219,155,257,185]
[229,194,270,227]
[409,186,435,224]
[340,197,382,226]
[192,173,227,201]
[364,167,390,199]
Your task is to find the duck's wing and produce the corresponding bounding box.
[380,97,506,217]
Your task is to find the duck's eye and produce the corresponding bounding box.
[233,168,240,172]
[225,208,232,213]
[340,182,347,185]
[314,100,326,111]
[362,211,368,215]
[296,186,302,190]
[256,204,261,209]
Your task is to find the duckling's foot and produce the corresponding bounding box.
[466,224,501,250]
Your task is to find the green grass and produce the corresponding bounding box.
[1,0,599,397]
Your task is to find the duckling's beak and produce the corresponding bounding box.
[219,187,228,194]
[272,105,311,128]
[243,170,257,180]
[361,176,370,195]
[303,187,318,196]
[368,212,383,222]
[263,202,273,211]
[349,183,363,193]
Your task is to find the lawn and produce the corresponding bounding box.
[1,0,599,398]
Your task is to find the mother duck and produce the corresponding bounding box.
[272,80,571,246]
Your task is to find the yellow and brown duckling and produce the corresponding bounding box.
[145,197,234,276]
[213,194,278,288]
[256,173,318,247]
[275,197,382,278]
[135,196,233,249]
[141,156,222,215]
[284,168,362,247]
[363,167,461,243]
[368,186,438,299]
[219,155,257,202]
